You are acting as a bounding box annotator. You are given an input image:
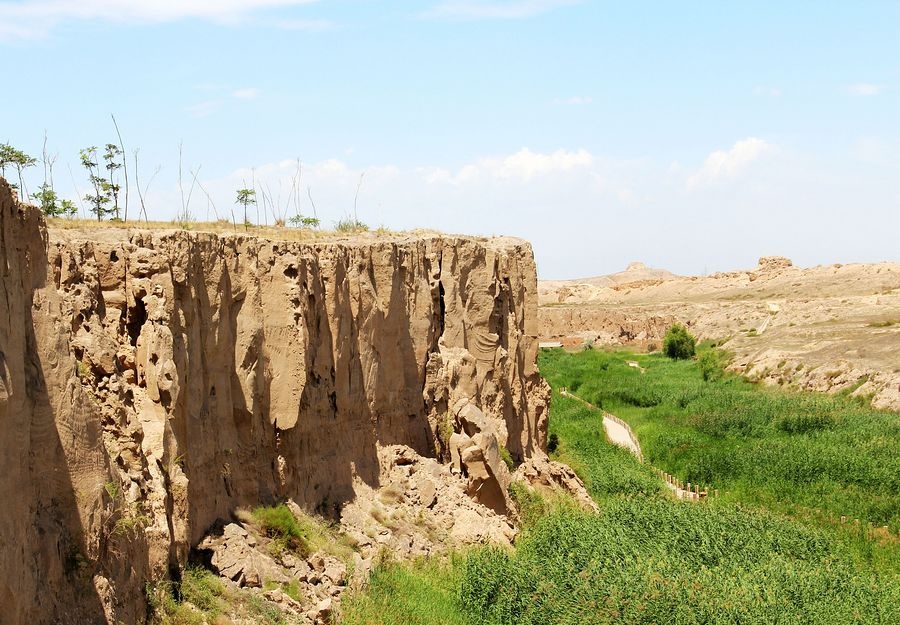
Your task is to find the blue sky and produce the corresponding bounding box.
[2,0,898,278]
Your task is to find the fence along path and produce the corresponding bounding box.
[558,388,716,502]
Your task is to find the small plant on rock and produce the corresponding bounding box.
[252,504,310,558]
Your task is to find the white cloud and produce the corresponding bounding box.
[560,96,593,105]
[0,0,319,40]
[753,86,782,97]
[846,83,884,96]
[232,87,261,100]
[687,137,774,189]
[424,0,580,20]
[270,18,334,31]
[428,148,594,183]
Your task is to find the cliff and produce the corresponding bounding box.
[0,179,550,624]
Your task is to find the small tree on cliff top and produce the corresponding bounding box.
[0,143,37,198]
[236,187,256,230]
[80,146,112,221]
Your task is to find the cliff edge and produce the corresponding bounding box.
[0,179,553,624]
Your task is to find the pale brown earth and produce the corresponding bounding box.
[0,179,592,624]
[540,256,900,410]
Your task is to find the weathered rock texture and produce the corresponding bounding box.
[0,179,550,624]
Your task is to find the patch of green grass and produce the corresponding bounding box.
[458,501,899,625]
[147,566,226,625]
[251,503,356,563]
[253,504,311,558]
[342,556,470,625]
[539,348,900,569]
[498,445,515,471]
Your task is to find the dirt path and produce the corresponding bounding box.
[559,389,705,501]
[603,416,642,457]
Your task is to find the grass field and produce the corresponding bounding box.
[539,348,900,543]
[342,348,900,624]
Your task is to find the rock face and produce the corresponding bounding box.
[0,179,550,624]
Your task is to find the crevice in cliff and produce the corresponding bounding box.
[125,297,147,347]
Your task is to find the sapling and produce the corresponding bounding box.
[102,143,123,220]
[235,187,256,231]
[80,146,111,221]
[0,142,36,199]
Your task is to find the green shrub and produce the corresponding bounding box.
[663,323,696,360]
[499,445,515,471]
[508,482,549,527]
[180,566,225,614]
[335,218,369,232]
[547,432,559,453]
[252,504,310,557]
[147,566,225,625]
[698,348,723,381]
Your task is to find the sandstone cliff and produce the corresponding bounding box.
[0,179,551,624]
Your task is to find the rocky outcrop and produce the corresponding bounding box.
[0,178,550,624]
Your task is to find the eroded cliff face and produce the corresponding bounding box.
[0,179,550,624]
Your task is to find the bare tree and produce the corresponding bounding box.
[111,114,130,223]
[354,171,366,225]
[133,149,160,223]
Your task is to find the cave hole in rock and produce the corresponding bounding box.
[126,297,148,347]
[109,250,118,262]
[284,264,298,279]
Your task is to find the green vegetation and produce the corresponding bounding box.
[546,392,662,498]
[250,503,355,562]
[541,349,900,523]
[288,214,321,229]
[335,217,369,232]
[344,347,898,623]
[697,347,724,381]
[663,323,696,359]
[33,183,77,217]
[342,557,470,625]
[148,566,226,625]
[235,187,257,230]
[0,142,36,195]
[458,501,897,625]
[540,347,900,571]
[252,504,311,558]
[148,565,290,625]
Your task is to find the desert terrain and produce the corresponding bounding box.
[539,257,900,410]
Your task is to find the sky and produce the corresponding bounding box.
[1,0,898,279]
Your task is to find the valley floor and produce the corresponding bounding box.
[341,347,900,624]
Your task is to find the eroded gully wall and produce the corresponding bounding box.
[0,179,548,624]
